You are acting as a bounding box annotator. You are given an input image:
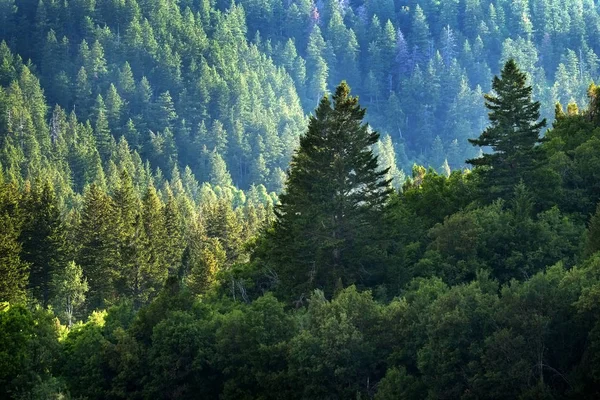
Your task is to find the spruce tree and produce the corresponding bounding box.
[467,59,546,199]
[585,201,600,258]
[77,184,119,311]
[21,180,66,307]
[0,202,28,304]
[163,189,185,275]
[262,82,391,301]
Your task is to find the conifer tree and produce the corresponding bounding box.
[0,182,28,304]
[21,180,66,307]
[202,198,244,266]
[262,82,391,300]
[585,202,600,258]
[94,95,114,162]
[105,84,124,132]
[209,151,233,187]
[77,184,119,310]
[113,170,145,301]
[467,59,546,199]
[118,61,136,98]
[142,182,167,269]
[155,91,177,131]
[163,190,185,275]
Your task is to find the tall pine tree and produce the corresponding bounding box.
[467,59,546,199]
[21,180,66,307]
[262,82,391,301]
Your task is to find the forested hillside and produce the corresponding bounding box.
[1,0,600,185]
[4,0,600,399]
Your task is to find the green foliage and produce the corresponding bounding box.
[0,306,61,399]
[0,179,28,303]
[262,82,391,301]
[4,1,600,399]
[21,180,67,307]
[52,260,88,327]
[468,59,547,200]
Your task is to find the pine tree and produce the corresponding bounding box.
[202,198,244,266]
[163,189,185,275]
[185,221,225,294]
[113,170,144,301]
[21,180,66,307]
[118,61,136,99]
[0,181,28,304]
[585,202,600,258]
[105,84,124,132]
[142,183,168,271]
[467,59,547,199]
[306,26,328,104]
[262,82,391,301]
[155,91,177,131]
[94,95,114,162]
[77,184,119,311]
[411,5,431,63]
[209,151,233,187]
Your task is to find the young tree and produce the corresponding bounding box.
[467,59,547,199]
[51,260,88,327]
[262,82,391,301]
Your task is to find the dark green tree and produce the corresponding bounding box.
[262,82,391,301]
[21,180,66,307]
[0,209,28,304]
[467,59,547,200]
[77,184,119,311]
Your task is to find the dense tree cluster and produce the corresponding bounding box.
[3,0,600,397]
[2,0,600,184]
[4,60,600,398]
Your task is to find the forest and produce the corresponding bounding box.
[3,0,600,398]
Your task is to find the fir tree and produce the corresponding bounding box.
[77,184,119,311]
[585,201,600,258]
[21,180,66,307]
[94,95,114,162]
[163,189,185,275]
[467,59,547,200]
[262,82,391,301]
[0,209,28,304]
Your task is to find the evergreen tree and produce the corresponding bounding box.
[94,95,114,162]
[585,201,600,258]
[467,59,547,199]
[155,91,177,131]
[105,84,124,132]
[0,203,28,304]
[262,82,391,301]
[77,184,119,311]
[163,190,185,275]
[74,67,92,119]
[113,170,145,302]
[118,61,136,99]
[21,180,66,307]
[209,151,233,187]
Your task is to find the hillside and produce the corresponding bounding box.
[3,0,600,399]
[2,0,600,188]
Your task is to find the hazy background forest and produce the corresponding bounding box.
[1,0,599,192]
[3,0,600,399]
